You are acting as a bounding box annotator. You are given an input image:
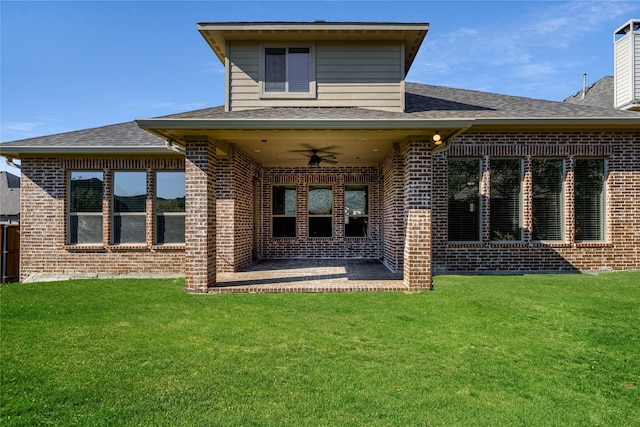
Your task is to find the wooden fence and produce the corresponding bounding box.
[1,223,19,283]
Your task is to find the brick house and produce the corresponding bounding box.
[1,20,639,292]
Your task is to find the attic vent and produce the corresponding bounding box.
[614,19,640,111]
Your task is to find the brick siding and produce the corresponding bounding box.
[17,131,640,288]
[259,167,382,260]
[431,132,640,273]
[19,156,185,282]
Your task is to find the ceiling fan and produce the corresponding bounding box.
[291,146,339,167]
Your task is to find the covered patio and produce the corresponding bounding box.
[212,259,406,293]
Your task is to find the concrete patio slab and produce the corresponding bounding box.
[211,259,406,293]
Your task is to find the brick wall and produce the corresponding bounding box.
[402,139,432,289]
[19,156,185,282]
[432,132,640,273]
[259,167,382,259]
[380,142,404,272]
[216,144,262,272]
[17,130,640,285]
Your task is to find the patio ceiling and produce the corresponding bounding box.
[136,119,472,167]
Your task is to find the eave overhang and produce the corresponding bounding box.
[197,21,429,74]
[135,116,640,139]
[0,145,175,159]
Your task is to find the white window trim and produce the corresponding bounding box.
[259,44,316,99]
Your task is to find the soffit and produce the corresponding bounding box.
[140,125,460,168]
[198,22,429,73]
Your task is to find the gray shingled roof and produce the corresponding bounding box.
[563,76,614,109]
[159,82,639,121]
[405,82,635,118]
[0,121,166,150]
[0,171,20,217]
[2,82,639,155]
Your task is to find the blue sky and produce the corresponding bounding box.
[1,0,638,173]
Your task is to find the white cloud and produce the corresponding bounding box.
[409,0,640,98]
[2,121,44,133]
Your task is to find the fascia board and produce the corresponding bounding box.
[0,146,174,157]
[135,118,475,131]
[475,117,640,126]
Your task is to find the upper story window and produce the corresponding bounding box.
[262,46,315,98]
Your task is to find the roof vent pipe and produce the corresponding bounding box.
[581,73,587,100]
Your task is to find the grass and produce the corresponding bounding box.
[1,272,639,426]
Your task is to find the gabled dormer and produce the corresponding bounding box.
[198,22,428,112]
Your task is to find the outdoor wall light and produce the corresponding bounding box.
[432,132,442,145]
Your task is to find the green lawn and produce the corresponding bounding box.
[1,273,639,426]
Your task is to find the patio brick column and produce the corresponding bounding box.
[403,139,433,290]
[185,139,216,293]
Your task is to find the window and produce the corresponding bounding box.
[156,172,185,244]
[113,171,147,244]
[448,159,481,242]
[345,186,369,237]
[264,47,312,94]
[575,159,605,241]
[68,171,103,244]
[272,186,297,237]
[490,159,522,241]
[308,186,332,237]
[532,159,564,241]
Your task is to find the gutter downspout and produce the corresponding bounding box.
[164,140,186,155]
[4,157,21,170]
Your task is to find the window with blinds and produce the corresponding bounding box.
[448,158,481,242]
[68,171,103,244]
[574,159,605,241]
[490,159,522,241]
[532,159,564,241]
[113,171,147,244]
[264,47,310,93]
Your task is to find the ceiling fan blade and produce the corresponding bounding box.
[289,145,341,155]
[321,158,338,164]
